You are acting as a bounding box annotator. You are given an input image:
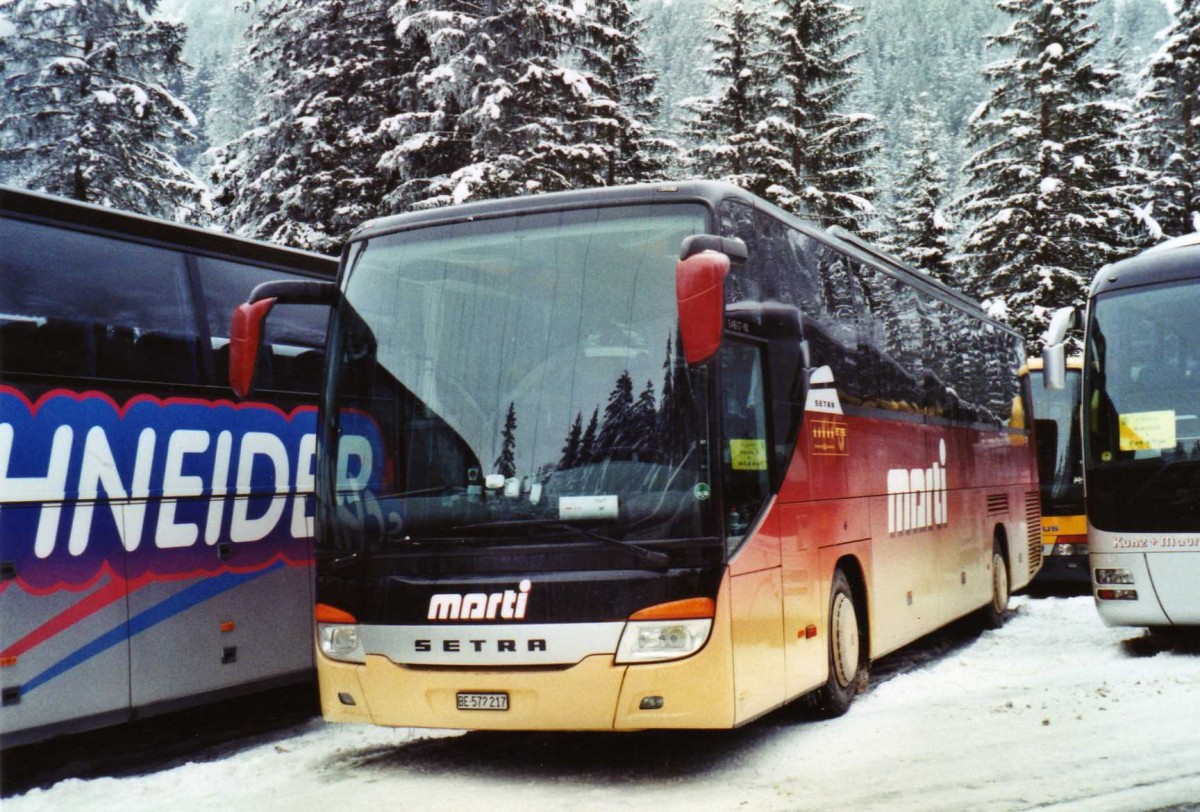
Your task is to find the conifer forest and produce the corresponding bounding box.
[0,0,1191,347]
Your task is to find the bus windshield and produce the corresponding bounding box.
[1085,278,1200,531]
[323,203,716,561]
[1030,368,1083,515]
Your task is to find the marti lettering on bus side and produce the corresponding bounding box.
[0,386,381,590]
[886,438,950,535]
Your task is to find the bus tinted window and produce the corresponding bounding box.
[0,215,200,383]
[196,256,327,393]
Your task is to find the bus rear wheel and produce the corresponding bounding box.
[805,569,867,719]
[981,542,1009,630]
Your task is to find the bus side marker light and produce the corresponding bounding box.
[804,625,818,639]
[0,656,16,668]
[639,696,665,710]
[338,692,357,706]
[220,621,236,633]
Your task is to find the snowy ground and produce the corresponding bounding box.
[6,595,1200,812]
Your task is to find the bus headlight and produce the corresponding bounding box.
[614,619,712,664]
[318,624,366,664]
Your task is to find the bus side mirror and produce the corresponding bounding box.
[676,250,730,365]
[229,279,336,399]
[1041,306,1079,391]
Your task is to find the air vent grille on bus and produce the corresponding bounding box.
[986,493,1009,515]
[1025,491,1043,574]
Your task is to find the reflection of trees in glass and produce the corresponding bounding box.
[495,401,517,477]
[554,333,701,479]
[597,370,635,454]
[560,412,583,469]
[580,408,599,464]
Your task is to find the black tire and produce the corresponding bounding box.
[805,569,868,719]
[980,542,1010,630]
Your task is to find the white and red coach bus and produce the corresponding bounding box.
[232,181,1042,729]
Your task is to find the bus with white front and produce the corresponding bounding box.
[1045,233,1200,626]
[0,186,336,747]
[1027,357,1087,582]
[233,181,1042,729]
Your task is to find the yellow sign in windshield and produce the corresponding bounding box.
[730,439,768,471]
[1118,410,1176,451]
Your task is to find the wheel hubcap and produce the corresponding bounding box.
[831,593,860,688]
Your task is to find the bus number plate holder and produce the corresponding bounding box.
[457,692,509,711]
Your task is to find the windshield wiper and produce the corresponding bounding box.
[450,518,671,571]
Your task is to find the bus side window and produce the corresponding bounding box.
[196,257,328,393]
[0,215,200,384]
[719,339,771,551]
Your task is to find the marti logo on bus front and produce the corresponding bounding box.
[427,579,532,621]
[0,387,380,586]
[886,438,949,535]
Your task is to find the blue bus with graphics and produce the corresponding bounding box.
[0,186,337,747]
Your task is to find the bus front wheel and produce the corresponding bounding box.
[806,569,867,718]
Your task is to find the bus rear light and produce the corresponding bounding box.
[1094,568,1134,585]
[1097,589,1138,601]
[629,597,715,621]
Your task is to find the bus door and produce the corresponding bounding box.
[719,337,787,719]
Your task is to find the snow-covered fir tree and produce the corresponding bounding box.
[581,0,672,184]
[886,98,954,283]
[1131,0,1200,241]
[678,0,783,196]
[0,0,205,217]
[957,0,1140,349]
[761,0,879,232]
[208,0,412,253]
[380,0,607,210]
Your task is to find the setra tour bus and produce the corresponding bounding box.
[1044,233,1200,627]
[0,186,335,747]
[231,181,1042,729]
[1026,356,1087,582]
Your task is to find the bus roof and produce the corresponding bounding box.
[349,180,1002,330]
[1090,237,1200,297]
[0,185,337,276]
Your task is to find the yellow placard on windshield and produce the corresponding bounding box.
[1119,410,1176,451]
[730,439,768,471]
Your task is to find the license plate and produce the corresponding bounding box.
[456,692,509,711]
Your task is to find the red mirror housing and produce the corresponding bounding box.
[229,297,276,399]
[676,251,729,364]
